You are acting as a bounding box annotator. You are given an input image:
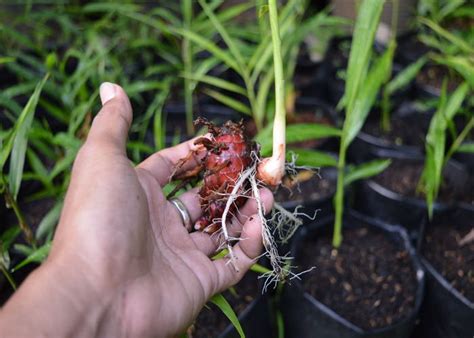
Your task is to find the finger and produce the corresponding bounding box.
[214,188,273,246]
[86,83,133,154]
[138,136,210,186]
[212,214,263,293]
[167,188,202,231]
[195,188,274,255]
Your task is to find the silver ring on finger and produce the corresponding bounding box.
[169,198,192,230]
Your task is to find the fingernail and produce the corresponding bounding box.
[100,82,116,105]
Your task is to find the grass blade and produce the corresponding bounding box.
[36,201,63,240]
[419,17,473,54]
[176,27,240,72]
[443,82,469,120]
[344,0,385,113]
[422,82,448,218]
[198,0,245,72]
[202,88,251,116]
[12,241,51,272]
[386,57,427,95]
[209,293,245,338]
[433,55,474,88]
[344,159,391,186]
[7,74,49,200]
[456,142,474,153]
[181,73,247,96]
[345,41,395,146]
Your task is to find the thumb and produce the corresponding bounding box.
[86,82,133,153]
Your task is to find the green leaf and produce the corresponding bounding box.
[124,81,167,96]
[334,0,386,248]
[257,123,341,156]
[209,294,245,338]
[176,27,240,72]
[422,81,449,218]
[181,73,247,96]
[419,17,474,54]
[36,201,63,240]
[443,82,469,120]
[198,0,245,72]
[439,0,466,21]
[7,73,49,200]
[1,226,21,251]
[0,56,15,64]
[26,149,49,182]
[82,2,141,13]
[287,149,338,167]
[386,57,427,95]
[451,6,474,18]
[344,0,385,113]
[433,55,474,88]
[344,159,391,186]
[344,41,395,147]
[286,123,342,142]
[194,2,255,34]
[13,241,51,271]
[456,142,474,153]
[203,88,251,116]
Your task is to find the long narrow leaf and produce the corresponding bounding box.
[209,294,245,338]
[344,0,385,113]
[7,74,49,199]
[181,73,247,95]
[36,201,63,240]
[203,88,251,116]
[419,17,473,54]
[13,241,51,271]
[344,159,391,186]
[198,0,246,73]
[176,28,240,72]
[386,57,427,95]
[433,55,474,88]
[344,41,395,146]
[422,82,448,218]
[456,142,474,153]
[443,82,469,120]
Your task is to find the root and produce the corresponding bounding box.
[285,151,320,177]
[271,203,319,244]
[218,150,319,288]
[221,164,255,272]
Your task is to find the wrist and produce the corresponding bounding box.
[0,254,114,337]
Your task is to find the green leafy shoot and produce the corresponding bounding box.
[420,81,469,218]
[333,0,386,248]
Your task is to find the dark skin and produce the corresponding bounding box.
[0,83,273,337]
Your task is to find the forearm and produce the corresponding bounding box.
[0,256,112,337]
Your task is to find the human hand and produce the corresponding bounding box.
[0,83,273,337]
